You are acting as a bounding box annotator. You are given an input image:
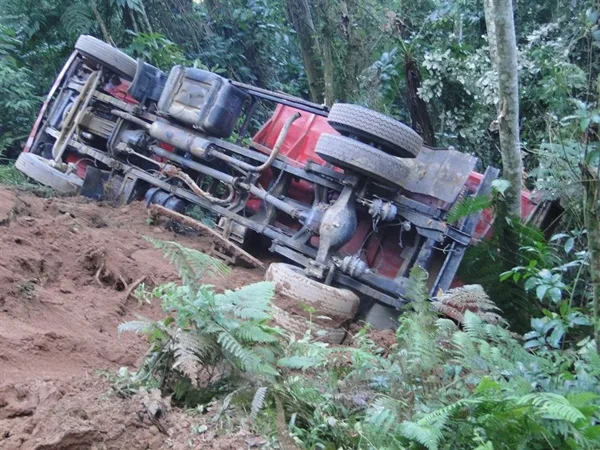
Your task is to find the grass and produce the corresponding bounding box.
[0,162,28,185]
[0,162,55,197]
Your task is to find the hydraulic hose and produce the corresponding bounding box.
[149,144,305,219]
[162,165,234,205]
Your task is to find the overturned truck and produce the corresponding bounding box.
[17,36,554,336]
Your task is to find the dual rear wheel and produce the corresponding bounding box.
[308,102,424,327]
[316,103,422,190]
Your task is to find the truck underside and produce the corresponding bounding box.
[16,36,556,332]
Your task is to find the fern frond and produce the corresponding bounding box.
[400,420,443,450]
[234,323,278,344]
[172,330,205,387]
[366,396,404,437]
[517,393,587,424]
[217,331,247,361]
[432,285,504,325]
[417,399,469,426]
[118,317,154,334]
[447,194,491,224]
[566,392,600,409]
[146,237,229,285]
[217,331,276,375]
[277,355,322,370]
[215,281,274,320]
[435,318,459,333]
[60,2,94,37]
[452,331,490,372]
[254,361,280,377]
[281,376,324,407]
[214,390,237,421]
[251,387,268,419]
[369,405,398,435]
[462,310,488,339]
[179,329,219,360]
[254,346,277,364]
[405,265,429,302]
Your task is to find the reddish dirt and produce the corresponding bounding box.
[0,187,265,449]
[367,330,397,356]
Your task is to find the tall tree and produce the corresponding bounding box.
[483,0,498,69]
[314,0,334,106]
[582,161,600,352]
[405,56,436,147]
[488,0,523,217]
[285,0,324,103]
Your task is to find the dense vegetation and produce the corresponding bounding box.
[1,0,600,448]
[115,239,600,449]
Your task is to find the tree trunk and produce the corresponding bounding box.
[491,0,522,217]
[582,164,600,353]
[286,0,324,103]
[123,6,139,33]
[315,0,334,106]
[90,0,115,45]
[405,57,436,147]
[139,3,154,34]
[340,0,360,101]
[483,0,498,69]
[321,34,335,106]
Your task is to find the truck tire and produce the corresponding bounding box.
[265,263,360,320]
[271,306,347,344]
[75,35,137,80]
[315,134,412,188]
[15,153,83,195]
[327,103,422,157]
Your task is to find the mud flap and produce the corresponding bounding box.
[80,167,111,200]
[403,148,478,204]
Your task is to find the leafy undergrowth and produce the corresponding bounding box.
[0,162,54,196]
[116,239,600,450]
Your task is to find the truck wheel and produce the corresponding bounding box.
[265,263,360,321]
[327,103,422,157]
[75,35,137,80]
[315,134,412,188]
[271,306,347,344]
[15,153,83,195]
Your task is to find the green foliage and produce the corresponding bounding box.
[127,33,186,70]
[119,239,281,404]
[114,240,600,449]
[1,0,598,446]
[447,194,492,224]
[0,163,55,196]
[0,27,40,156]
[143,237,229,287]
[0,163,28,185]
[142,0,304,96]
[272,270,600,450]
[60,2,95,39]
[497,225,592,347]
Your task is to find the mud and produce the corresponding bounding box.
[0,187,265,449]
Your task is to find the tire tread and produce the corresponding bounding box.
[315,134,412,187]
[75,35,137,79]
[328,103,422,157]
